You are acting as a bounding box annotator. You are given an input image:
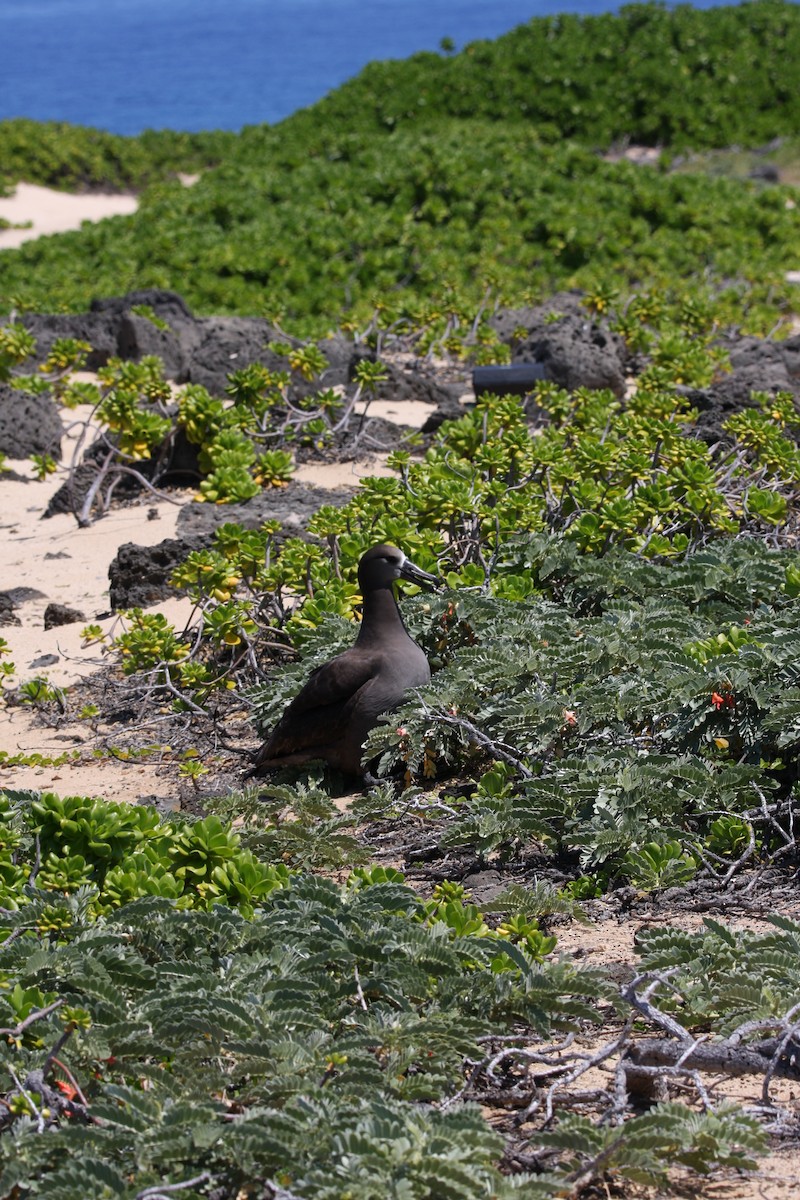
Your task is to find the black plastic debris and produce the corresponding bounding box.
[472,363,548,396]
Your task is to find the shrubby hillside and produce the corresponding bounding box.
[0,120,235,193]
[2,120,797,330]
[0,1,798,332]
[307,0,800,147]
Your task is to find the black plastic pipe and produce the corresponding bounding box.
[472,363,548,396]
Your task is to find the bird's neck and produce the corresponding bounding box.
[356,587,409,647]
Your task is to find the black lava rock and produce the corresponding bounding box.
[175,482,353,542]
[108,536,210,611]
[0,593,20,626]
[0,385,63,460]
[44,603,86,629]
[490,301,629,397]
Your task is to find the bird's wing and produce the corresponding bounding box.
[253,651,379,767]
[280,648,379,717]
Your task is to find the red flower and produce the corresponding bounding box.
[711,690,735,710]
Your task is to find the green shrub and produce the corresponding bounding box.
[0,118,234,192]
[0,790,289,918]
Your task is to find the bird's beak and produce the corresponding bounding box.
[398,556,439,590]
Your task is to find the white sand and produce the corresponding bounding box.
[0,181,138,250]
[0,470,196,683]
[0,391,196,692]
[0,461,197,798]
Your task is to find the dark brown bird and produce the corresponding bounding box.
[250,544,437,777]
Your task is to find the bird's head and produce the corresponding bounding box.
[357,544,438,592]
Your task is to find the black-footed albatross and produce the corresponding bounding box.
[249,543,437,777]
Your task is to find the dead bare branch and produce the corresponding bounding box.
[624,1036,800,1082]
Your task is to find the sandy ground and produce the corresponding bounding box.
[0,181,139,250]
[0,449,195,800]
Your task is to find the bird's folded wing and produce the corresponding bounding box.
[282,650,379,716]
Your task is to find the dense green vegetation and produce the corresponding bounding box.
[0,806,771,1197]
[0,2,799,332]
[0,791,290,917]
[363,538,800,878]
[308,0,800,148]
[3,119,799,332]
[0,120,235,194]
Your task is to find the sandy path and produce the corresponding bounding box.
[0,456,198,799]
[0,181,138,250]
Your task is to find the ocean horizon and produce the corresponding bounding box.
[0,0,734,136]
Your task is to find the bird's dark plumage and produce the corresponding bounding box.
[250,544,436,777]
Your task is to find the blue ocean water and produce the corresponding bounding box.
[0,0,733,135]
